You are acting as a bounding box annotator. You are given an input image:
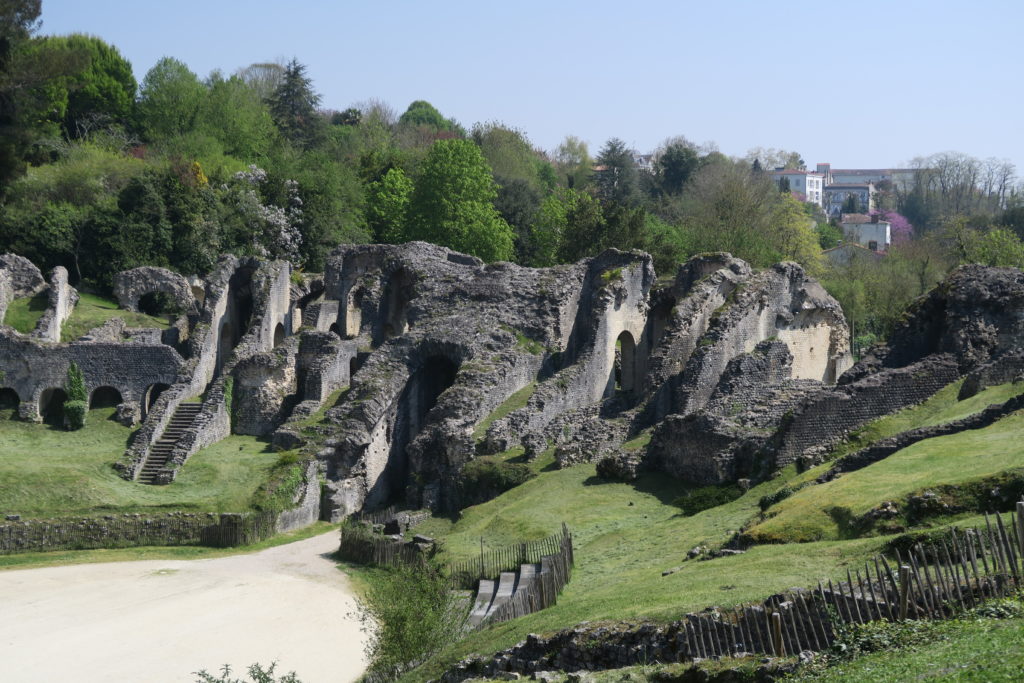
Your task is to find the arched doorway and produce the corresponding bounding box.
[382,355,459,503]
[329,323,341,338]
[382,269,412,340]
[144,383,170,415]
[39,388,68,425]
[0,387,19,418]
[273,322,286,348]
[89,386,123,409]
[138,291,175,318]
[615,331,637,394]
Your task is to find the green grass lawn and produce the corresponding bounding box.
[1,291,48,333]
[401,462,888,681]
[0,406,280,517]
[748,409,1024,543]
[793,614,1024,682]
[61,291,171,342]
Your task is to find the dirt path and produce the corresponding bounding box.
[0,531,368,683]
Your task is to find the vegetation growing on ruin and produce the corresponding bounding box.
[60,292,171,342]
[0,406,280,517]
[471,382,537,442]
[1,292,48,333]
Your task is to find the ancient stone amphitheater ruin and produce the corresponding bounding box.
[3,243,1022,524]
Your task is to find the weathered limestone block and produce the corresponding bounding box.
[31,267,77,342]
[0,253,46,297]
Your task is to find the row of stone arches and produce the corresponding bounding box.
[0,383,170,421]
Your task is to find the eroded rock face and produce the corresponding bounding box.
[12,243,1013,521]
[0,254,45,298]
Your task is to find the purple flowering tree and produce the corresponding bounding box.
[871,209,913,245]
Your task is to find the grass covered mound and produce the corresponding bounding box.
[61,292,171,342]
[1,292,48,333]
[0,405,279,517]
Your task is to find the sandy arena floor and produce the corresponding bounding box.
[0,531,368,683]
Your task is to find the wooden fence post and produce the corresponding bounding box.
[1016,502,1024,567]
[770,611,784,657]
[898,565,911,620]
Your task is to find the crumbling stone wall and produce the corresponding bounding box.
[30,267,77,343]
[113,266,197,314]
[0,333,183,423]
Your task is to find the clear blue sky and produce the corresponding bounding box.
[39,0,1024,172]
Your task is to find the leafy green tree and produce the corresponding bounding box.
[367,167,412,243]
[769,194,824,275]
[398,99,459,133]
[0,0,43,192]
[554,135,592,189]
[136,57,204,140]
[653,136,699,196]
[406,138,513,262]
[234,61,284,101]
[31,34,135,138]
[268,59,324,149]
[197,71,277,160]
[593,137,639,205]
[471,121,542,190]
[556,190,606,262]
[494,176,541,264]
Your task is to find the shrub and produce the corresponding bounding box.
[457,459,534,508]
[64,399,87,430]
[66,362,87,402]
[353,564,469,679]
[673,484,743,516]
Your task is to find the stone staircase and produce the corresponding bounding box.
[468,563,540,627]
[137,403,202,485]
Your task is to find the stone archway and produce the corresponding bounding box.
[0,387,19,417]
[273,323,286,348]
[90,386,123,409]
[39,388,68,424]
[144,383,170,415]
[616,331,637,393]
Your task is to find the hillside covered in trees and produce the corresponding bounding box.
[2,1,1024,346]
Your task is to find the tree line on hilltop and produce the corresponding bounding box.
[2,1,1024,346]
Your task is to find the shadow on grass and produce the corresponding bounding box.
[582,472,690,507]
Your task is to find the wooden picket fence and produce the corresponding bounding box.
[337,522,429,569]
[483,524,575,625]
[448,524,575,590]
[672,503,1024,660]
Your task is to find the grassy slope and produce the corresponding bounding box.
[61,292,170,342]
[404,462,886,681]
[0,406,279,517]
[749,408,1024,543]
[796,616,1024,682]
[1,292,48,333]
[828,379,1024,461]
